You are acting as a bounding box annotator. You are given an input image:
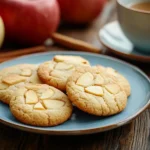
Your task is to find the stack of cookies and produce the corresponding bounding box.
[0,55,131,127]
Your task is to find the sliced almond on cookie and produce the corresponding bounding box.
[25,90,38,104]
[39,89,54,100]
[54,55,76,63]
[106,67,117,76]
[54,55,67,62]
[73,84,84,92]
[94,74,104,85]
[29,72,41,84]
[54,55,89,65]
[43,100,64,109]
[2,74,27,85]
[85,86,103,96]
[55,62,74,70]
[105,84,120,94]
[20,69,32,77]
[76,72,94,87]
[25,84,43,90]
[34,102,45,110]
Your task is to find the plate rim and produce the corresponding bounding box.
[0,51,149,135]
[98,21,150,63]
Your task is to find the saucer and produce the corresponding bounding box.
[99,21,150,62]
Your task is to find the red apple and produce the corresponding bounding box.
[0,0,60,46]
[57,0,106,24]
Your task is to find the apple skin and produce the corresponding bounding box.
[0,0,60,46]
[0,17,5,48]
[57,0,106,24]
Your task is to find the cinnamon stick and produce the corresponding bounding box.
[0,56,17,63]
[0,45,46,58]
[51,33,101,53]
[0,33,101,62]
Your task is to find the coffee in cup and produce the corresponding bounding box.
[117,0,150,53]
[131,2,150,12]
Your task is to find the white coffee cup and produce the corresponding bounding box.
[117,0,150,53]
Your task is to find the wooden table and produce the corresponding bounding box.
[0,1,150,150]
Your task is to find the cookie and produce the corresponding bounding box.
[0,64,42,104]
[38,55,90,91]
[10,83,73,127]
[66,66,128,116]
[96,66,131,96]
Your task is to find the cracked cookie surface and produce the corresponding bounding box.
[66,66,128,116]
[96,66,131,97]
[0,64,42,104]
[10,83,73,127]
[38,55,90,91]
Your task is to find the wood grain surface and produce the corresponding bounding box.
[0,1,150,150]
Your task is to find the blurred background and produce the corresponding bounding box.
[0,0,149,76]
[0,0,112,52]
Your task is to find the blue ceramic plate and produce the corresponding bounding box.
[0,51,149,135]
[99,21,150,62]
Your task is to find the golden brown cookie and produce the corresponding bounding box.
[66,66,128,116]
[38,55,90,91]
[0,64,42,104]
[10,83,73,127]
[96,66,131,96]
